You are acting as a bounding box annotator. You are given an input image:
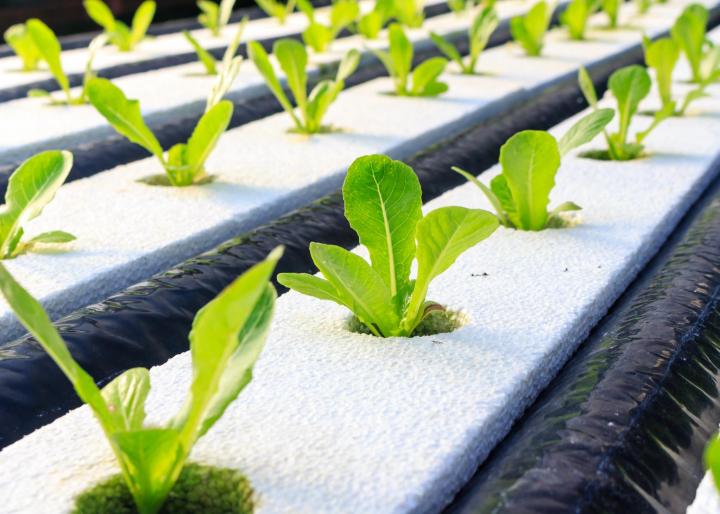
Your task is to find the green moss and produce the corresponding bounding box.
[72,463,254,514]
[347,308,465,338]
[578,149,648,161]
[136,174,216,187]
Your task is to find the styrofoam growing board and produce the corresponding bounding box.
[0,0,385,92]
[688,472,720,513]
[0,0,532,165]
[0,1,700,345]
[2,75,720,514]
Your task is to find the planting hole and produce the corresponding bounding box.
[347,308,467,338]
[72,463,254,514]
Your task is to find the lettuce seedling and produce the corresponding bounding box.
[510,1,551,56]
[643,35,719,116]
[561,0,598,40]
[84,0,155,51]
[249,39,359,133]
[26,20,107,106]
[0,247,282,514]
[579,65,672,160]
[390,0,425,28]
[4,23,42,71]
[706,433,720,494]
[374,23,449,96]
[453,110,612,231]
[644,36,679,113]
[356,0,393,39]
[278,155,498,337]
[256,0,296,24]
[88,58,241,186]
[297,0,359,52]
[198,0,236,36]
[672,4,711,84]
[0,150,76,259]
[431,7,498,74]
[447,0,477,14]
[183,17,248,75]
[601,0,619,28]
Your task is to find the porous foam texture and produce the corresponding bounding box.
[0,2,693,345]
[1,77,720,513]
[688,474,720,514]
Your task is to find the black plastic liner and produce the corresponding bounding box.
[0,45,640,449]
[445,160,720,514]
[0,11,518,196]
[0,0,451,103]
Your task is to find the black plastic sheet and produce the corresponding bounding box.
[0,49,635,448]
[445,163,720,513]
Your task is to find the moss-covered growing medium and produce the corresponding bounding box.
[72,463,254,514]
[347,308,466,337]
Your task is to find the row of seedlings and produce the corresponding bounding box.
[1,6,720,508]
[0,0,700,347]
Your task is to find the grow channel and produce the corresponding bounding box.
[447,147,720,513]
[0,0,373,98]
[0,0,694,347]
[0,0,529,167]
[2,51,720,512]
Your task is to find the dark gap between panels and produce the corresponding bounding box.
[0,47,637,449]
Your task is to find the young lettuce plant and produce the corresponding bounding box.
[447,0,477,14]
[4,22,42,71]
[88,58,241,186]
[83,0,155,51]
[0,150,76,259]
[256,0,297,24]
[26,20,107,106]
[453,109,613,230]
[430,7,499,74]
[579,65,673,160]
[198,0,236,36]
[601,0,620,28]
[183,17,248,75]
[510,1,551,56]
[671,4,710,84]
[278,154,498,337]
[374,23,449,96]
[249,39,360,133]
[356,0,393,40]
[0,247,282,514]
[561,0,598,40]
[643,35,720,116]
[390,0,425,28]
[706,433,720,496]
[297,0,359,52]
